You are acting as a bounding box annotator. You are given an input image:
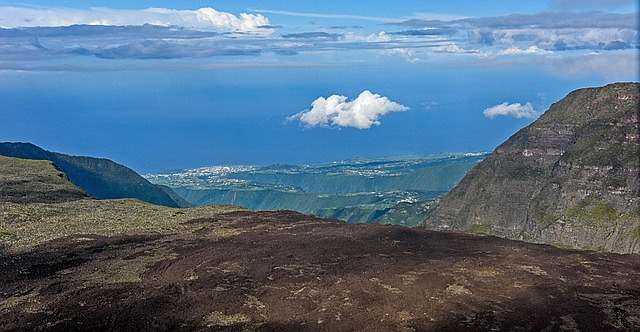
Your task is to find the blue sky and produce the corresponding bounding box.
[0,1,638,172]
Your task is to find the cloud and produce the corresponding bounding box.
[0,24,269,60]
[459,12,637,29]
[433,42,480,54]
[546,50,639,79]
[391,28,456,36]
[483,102,538,119]
[395,11,638,54]
[90,40,262,59]
[0,5,635,77]
[550,0,637,11]
[288,90,410,129]
[250,8,400,23]
[0,6,272,34]
[281,32,343,40]
[343,32,391,43]
[499,46,553,55]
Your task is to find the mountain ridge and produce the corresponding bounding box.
[0,142,189,208]
[426,82,640,253]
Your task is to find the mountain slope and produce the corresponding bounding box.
[0,142,187,208]
[0,155,87,203]
[426,82,640,253]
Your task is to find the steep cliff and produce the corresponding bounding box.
[426,82,640,253]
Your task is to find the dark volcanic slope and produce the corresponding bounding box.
[427,83,640,254]
[0,142,186,208]
[1,210,639,331]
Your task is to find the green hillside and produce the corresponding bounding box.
[0,142,188,208]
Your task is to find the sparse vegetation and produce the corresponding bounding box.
[632,226,640,241]
[565,203,618,227]
[0,230,17,256]
[467,223,492,234]
[0,199,242,251]
[203,311,252,327]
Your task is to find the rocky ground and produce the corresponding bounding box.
[2,209,639,331]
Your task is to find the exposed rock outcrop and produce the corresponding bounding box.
[426,82,640,253]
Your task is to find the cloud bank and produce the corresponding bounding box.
[0,5,635,81]
[550,0,636,11]
[0,6,271,34]
[288,91,409,129]
[483,102,538,119]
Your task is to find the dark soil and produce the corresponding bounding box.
[1,210,639,331]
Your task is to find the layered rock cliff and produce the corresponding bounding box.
[426,82,640,253]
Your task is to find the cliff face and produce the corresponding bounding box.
[426,82,640,254]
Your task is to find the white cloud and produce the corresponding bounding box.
[288,90,410,129]
[433,42,480,54]
[343,32,391,43]
[250,8,400,23]
[483,102,538,119]
[500,46,553,55]
[547,50,640,79]
[0,6,272,34]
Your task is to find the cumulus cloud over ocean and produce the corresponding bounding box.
[288,91,410,129]
[483,102,538,119]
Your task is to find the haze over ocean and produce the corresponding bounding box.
[0,0,637,172]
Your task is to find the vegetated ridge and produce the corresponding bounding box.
[0,142,190,208]
[427,82,640,254]
[0,155,87,203]
[1,128,639,331]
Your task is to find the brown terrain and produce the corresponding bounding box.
[2,208,640,331]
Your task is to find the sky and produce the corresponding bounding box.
[0,1,638,173]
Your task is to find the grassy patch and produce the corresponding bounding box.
[467,223,492,234]
[204,311,252,327]
[0,230,17,254]
[0,199,243,250]
[0,230,17,238]
[445,284,472,296]
[565,203,617,227]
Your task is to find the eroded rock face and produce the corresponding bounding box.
[426,82,640,253]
